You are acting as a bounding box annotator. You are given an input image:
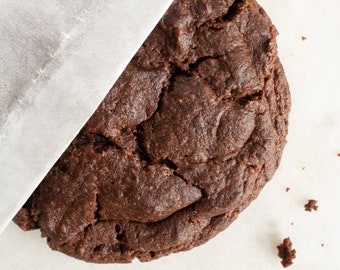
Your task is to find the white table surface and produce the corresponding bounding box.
[1,0,339,269]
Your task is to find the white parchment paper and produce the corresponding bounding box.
[0,0,173,233]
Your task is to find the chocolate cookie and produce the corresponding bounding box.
[14,0,290,263]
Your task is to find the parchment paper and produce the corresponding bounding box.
[0,0,173,233]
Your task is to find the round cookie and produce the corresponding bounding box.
[14,0,290,263]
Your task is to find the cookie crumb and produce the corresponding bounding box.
[301,36,307,41]
[337,153,340,157]
[290,222,294,226]
[302,166,306,170]
[277,237,296,268]
[304,199,318,212]
[321,243,325,247]
[285,187,290,192]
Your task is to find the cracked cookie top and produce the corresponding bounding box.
[14,0,290,263]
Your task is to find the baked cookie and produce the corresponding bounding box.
[14,0,290,263]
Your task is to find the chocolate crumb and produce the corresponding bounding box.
[285,187,290,192]
[290,222,294,226]
[304,199,318,212]
[277,237,296,268]
[301,36,307,41]
[321,243,325,247]
[337,153,340,157]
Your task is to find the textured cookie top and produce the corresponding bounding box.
[14,0,290,263]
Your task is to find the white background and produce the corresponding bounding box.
[1,0,340,269]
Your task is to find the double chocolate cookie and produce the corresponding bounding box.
[14,0,290,263]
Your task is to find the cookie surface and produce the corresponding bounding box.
[14,0,290,263]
